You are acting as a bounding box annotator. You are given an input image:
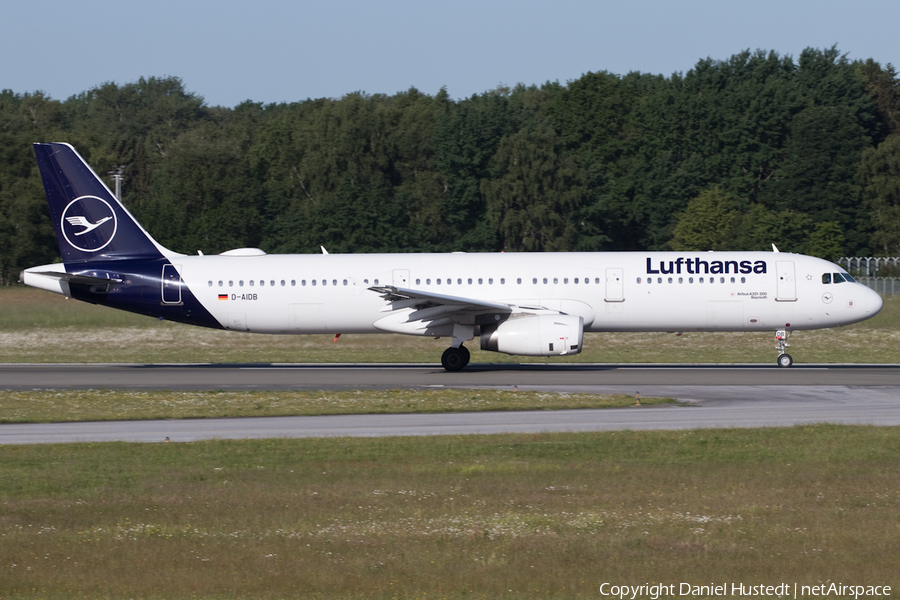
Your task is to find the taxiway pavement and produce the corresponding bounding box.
[1,363,898,444]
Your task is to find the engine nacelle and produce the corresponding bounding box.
[480,314,583,356]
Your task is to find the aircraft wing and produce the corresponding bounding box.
[368,285,513,312]
[368,285,514,336]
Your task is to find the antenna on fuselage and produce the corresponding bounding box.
[772,244,780,253]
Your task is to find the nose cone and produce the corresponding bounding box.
[862,285,884,319]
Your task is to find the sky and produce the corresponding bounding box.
[2,0,898,108]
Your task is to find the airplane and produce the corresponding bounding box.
[21,142,883,370]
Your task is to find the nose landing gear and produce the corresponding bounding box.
[775,330,792,367]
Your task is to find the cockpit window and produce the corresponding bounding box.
[843,273,856,283]
[833,272,846,283]
[822,273,831,284]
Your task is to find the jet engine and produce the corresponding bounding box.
[480,314,583,356]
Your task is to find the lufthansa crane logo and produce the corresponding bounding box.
[60,196,118,252]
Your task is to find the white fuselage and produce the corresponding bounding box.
[160,251,880,335]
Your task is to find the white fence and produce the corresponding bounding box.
[839,256,900,275]
[855,277,900,296]
[838,257,900,296]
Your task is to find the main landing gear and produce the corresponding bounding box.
[441,323,475,372]
[441,345,470,372]
[775,330,793,368]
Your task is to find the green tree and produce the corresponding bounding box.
[145,121,263,254]
[482,127,589,251]
[670,187,739,251]
[858,135,900,254]
[733,204,812,253]
[759,105,870,251]
[858,59,900,139]
[0,90,64,282]
[805,221,846,260]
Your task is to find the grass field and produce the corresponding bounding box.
[2,426,899,599]
[2,286,899,364]
[0,388,675,424]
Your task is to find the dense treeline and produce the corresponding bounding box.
[2,47,900,284]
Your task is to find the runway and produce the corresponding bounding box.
[1,363,899,444]
[2,362,900,389]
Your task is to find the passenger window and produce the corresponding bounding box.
[208,281,213,287]
[678,277,683,283]
[312,280,316,286]
[637,277,642,283]
[500,278,505,284]
[281,280,285,286]
[218,281,223,287]
[648,278,652,284]
[249,280,255,287]
[517,278,521,284]
[426,278,431,285]
[699,277,704,283]
[322,280,327,286]
[488,278,492,284]
[575,278,580,284]
[730,277,735,283]
[533,278,537,284]
[668,277,673,284]
[239,280,244,287]
[468,278,473,284]
[437,278,441,284]
[332,280,337,286]
[457,278,462,285]
[259,280,264,287]
[553,278,558,284]
[595,278,600,284]
[343,279,348,286]
[374,279,379,285]
[720,277,725,283]
[271,280,275,287]
[416,278,420,285]
[291,280,296,286]
[478,278,483,284]
[543,278,548,284]
[689,277,694,283]
[740,277,745,283]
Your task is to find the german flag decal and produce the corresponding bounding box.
[218,294,228,300]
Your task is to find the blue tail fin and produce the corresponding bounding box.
[33,143,171,263]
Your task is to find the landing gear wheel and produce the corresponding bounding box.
[460,345,470,367]
[777,353,793,368]
[441,346,469,372]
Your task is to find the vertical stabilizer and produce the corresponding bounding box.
[33,143,173,263]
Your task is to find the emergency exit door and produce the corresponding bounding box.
[776,261,796,301]
[605,268,624,302]
[161,264,182,304]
